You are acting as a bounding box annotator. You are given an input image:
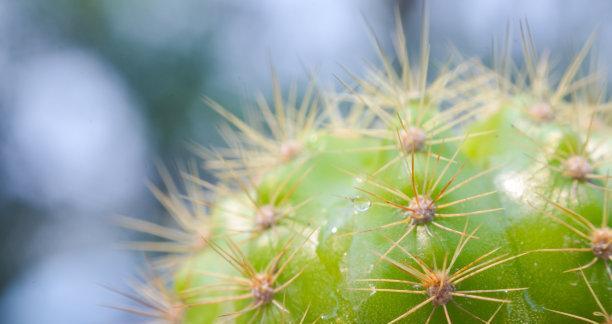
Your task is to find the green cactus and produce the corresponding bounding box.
[115,16,611,324]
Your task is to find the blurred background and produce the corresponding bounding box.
[0,0,611,323]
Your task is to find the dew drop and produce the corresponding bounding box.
[352,196,371,212]
[320,313,337,320]
[354,175,365,185]
[368,284,377,296]
[522,290,540,311]
[319,296,339,320]
[331,227,338,234]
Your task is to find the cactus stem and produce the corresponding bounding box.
[334,108,493,177]
[538,194,612,278]
[516,119,608,198]
[214,160,314,239]
[190,235,310,320]
[358,225,525,323]
[107,7,612,322]
[200,79,320,178]
[545,269,610,324]
[353,151,501,245]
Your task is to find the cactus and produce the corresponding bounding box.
[115,15,611,324]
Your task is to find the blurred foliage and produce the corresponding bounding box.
[21,0,227,157]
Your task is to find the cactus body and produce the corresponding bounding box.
[118,18,611,324]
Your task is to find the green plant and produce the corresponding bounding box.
[115,16,611,324]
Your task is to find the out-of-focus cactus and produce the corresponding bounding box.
[115,14,611,324]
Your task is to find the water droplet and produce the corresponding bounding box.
[368,284,377,296]
[353,175,365,185]
[331,227,338,234]
[522,290,541,311]
[352,196,371,212]
[319,296,339,320]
